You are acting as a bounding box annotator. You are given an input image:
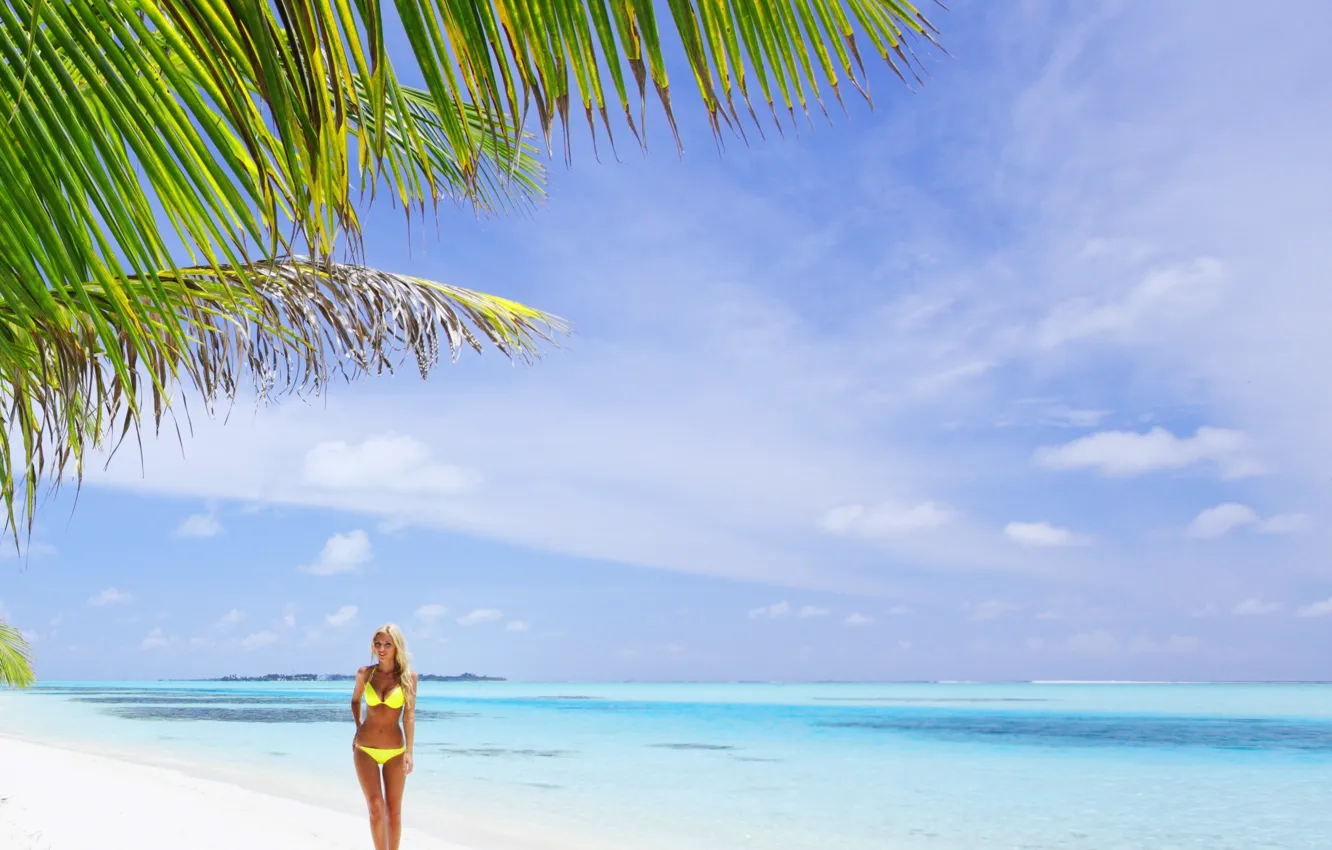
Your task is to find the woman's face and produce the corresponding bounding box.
[372,633,396,665]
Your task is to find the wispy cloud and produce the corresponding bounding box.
[797,605,830,619]
[214,608,246,629]
[843,613,874,628]
[1035,427,1260,479]
[298,530,372,576]
[240,630,279,650]
[1004,521,1092,548]
[506,620,530,633]
[324,605,358,628]
[1232,598,1282,616]
[1296,598,1332,619]
[304,435,481,497]
[748,601,791,620]
[88,587,133,607]
[140,627,173,650]
[1036,258,1226,348]
[415,604,449,623]
[457,608,503,627]
[1187,503,1258,540]
[1187,505,1309,540]
[175,503,222,538]
[1258,514,1310,535]
[820,501,953,538]
[966,600,1017,621]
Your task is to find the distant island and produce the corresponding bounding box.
[194,672,506,683]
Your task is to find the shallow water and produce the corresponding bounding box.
[2,681,1329,849]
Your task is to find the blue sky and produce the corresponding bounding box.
[3,1,1331,682]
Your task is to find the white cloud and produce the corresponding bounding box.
[175,504,222,538]
[843,612,874,627]
[88,587,133,607]
[748,601,791,620]
[1296,598,1332,618]
[457,608,503,627]
[240,630,279,650]
[415,603,449,622]
[820,501,953,537]
[1035,427,1260,478]
[140,627,173,650]
[20,629,37,643]
[506,620,530,632]
[1258,513,1311,534]
[1187,503,1258,539]
[298,530,372,576]
[324,605,358,628]
[1232,598,1282,616]
[281,603,298,629]
[304,434,480,497]
[967,600,1016,621]
[797,605,830,619]
[1037,257,1226,348]
[1003,521,1091,548]
[215,608,246,629]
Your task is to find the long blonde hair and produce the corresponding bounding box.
[370,623,416,699]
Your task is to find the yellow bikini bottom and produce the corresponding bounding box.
[358,745,406,765]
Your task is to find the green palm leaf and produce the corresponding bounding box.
[0,619,35,688]
[0,259,565,532]
[0,0,937,536]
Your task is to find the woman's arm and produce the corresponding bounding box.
[403,673,418,774]
[350,666,368,745]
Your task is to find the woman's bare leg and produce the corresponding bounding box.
[354,748,389,850]
[382,755,408,850]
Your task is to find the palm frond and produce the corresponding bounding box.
[0,257,566,533]
[384,0,939,154]
[0,620,35,688]
[0,0,941,538]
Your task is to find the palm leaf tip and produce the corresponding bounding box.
[184,258,570,396]
[0,620,35,688]
[0,256,567,540]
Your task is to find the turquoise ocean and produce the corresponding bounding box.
[2,681,1330,849]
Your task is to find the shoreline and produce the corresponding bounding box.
[0,736,473,850]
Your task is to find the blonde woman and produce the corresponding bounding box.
[351,624,418,850]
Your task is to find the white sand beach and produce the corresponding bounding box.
[0,737,471,850]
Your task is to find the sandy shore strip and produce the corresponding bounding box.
[0,737,472,850]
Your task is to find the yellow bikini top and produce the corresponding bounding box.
[364,678,405,709]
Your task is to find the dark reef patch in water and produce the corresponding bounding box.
[76,695,332,706]
[817,712,1332,752]
[649,743,737,751]
[433,745,568,758]
[103,706,473,723]
[814,697,1052,704]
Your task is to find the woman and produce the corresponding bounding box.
[351,623,418,850]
